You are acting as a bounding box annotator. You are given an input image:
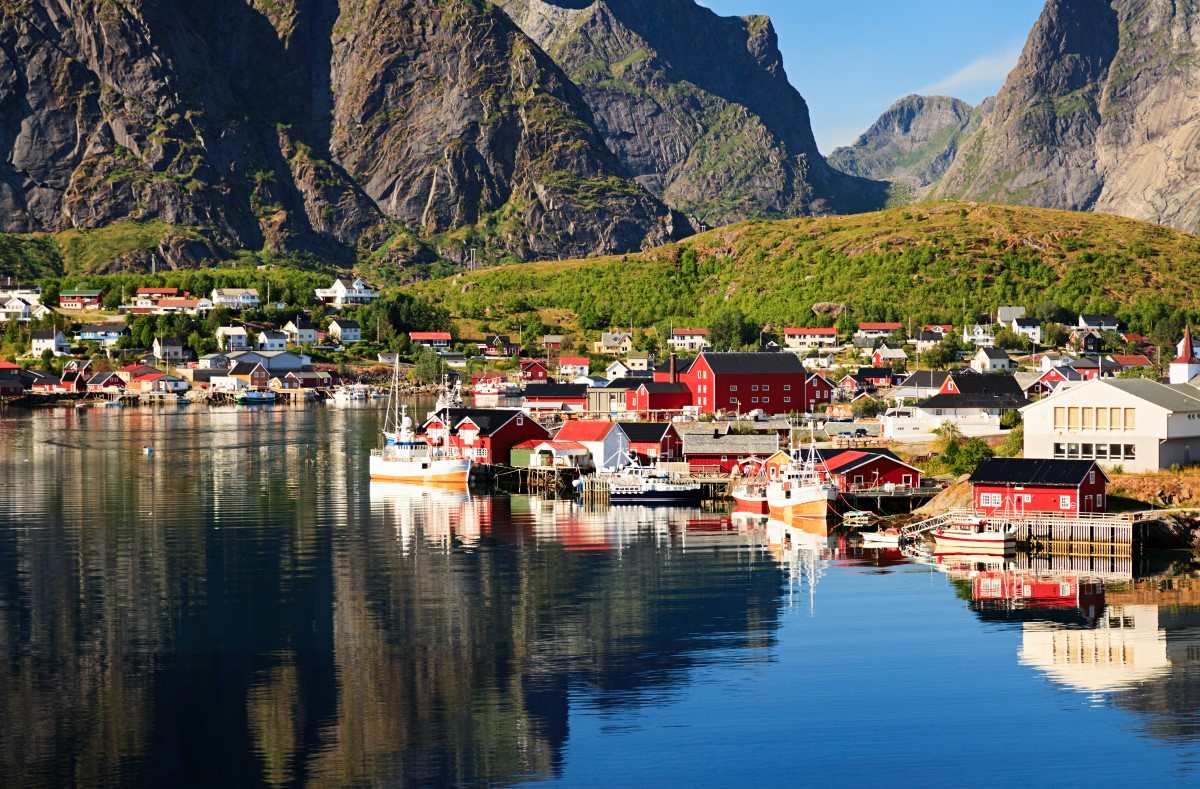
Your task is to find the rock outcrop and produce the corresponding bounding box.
[829,95,986,197]
[933,0,1200,234]
[494,0,886,228]
[0,0,682,270]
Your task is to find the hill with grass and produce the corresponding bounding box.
[408,202,1200,341]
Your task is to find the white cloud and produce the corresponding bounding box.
[917,44,1024,98]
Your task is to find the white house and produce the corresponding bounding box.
[970,346,1015,373]
[210,288,260,310]
[215,326,250,351]
[555,421,630,471]
[329,319,362,344]
[855,322,902,342]
[605,359,634,380]
[283,318,318,346]
[0,283,41,305]
[1078,314,1119,333]
[257,330,288,351]
[558,356,590,379]
[1021,378,1200,472]
[0,296,50,323]
[226,349,311,372]
[1170,327,1200,385]
[197,353,230,370]
[962,324,995,348]
[784,327,839,351]
[152,337,187,363]
[882,372,1027,440]
[30,329,68,357]
[314,277,377,308]
[668,328,710,353]
[1012,317,1043,346]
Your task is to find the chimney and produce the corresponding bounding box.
[669,353,677,384]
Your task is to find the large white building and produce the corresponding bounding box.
[210,288,261,310]
[1022,378,1200,471]
[314,277,377,308]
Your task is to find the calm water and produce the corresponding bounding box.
[2,404,1200,788]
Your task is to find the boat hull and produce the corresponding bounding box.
[933,529,1015,555]
[732,487,769,515]
[369,456,472,486]
[609,488,703,506]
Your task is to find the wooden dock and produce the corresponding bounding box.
[903,507,1141,556]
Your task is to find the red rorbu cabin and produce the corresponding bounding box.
[969,458,1109,515]
[617,422,683,463]
[423,408,551,465]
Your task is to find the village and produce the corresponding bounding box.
[9,273,1200,558]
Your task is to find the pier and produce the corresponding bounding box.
[902,507,1141,556]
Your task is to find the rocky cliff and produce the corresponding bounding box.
[0,0,682,271]
[494,0,886,228]
[933,0,1200,234]
[829,95,986,197]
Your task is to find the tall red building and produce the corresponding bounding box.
[682,353,832,416]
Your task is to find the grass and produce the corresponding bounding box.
[53,221,195,275]
[407,200,1200,338]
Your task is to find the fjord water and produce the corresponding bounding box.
[2,406,1199,788]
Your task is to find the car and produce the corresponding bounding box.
[853,427,869,438]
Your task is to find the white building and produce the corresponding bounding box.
[152,337,187,363]
[962,324,995,348]
[210,288,261,310]
[0,283,41,305]
[970,347,1014,373]
[257,330,288,351]
[996,306,1026,324]
[555,421,630,471]
[882,373,1026,440]
[1078,314,1119,333]
[314,277,377,308]
[855,322,902,342]
[1170,327,1200,385]
[1012,317,1043,346]
[283,318,318,346]
[215,326,250,351]
[328,319,362,344]
[30,330,68,357]
[668,328,709,353]
[784,327,838,351]
[0,296,50,323]
[1021,378,1200,472]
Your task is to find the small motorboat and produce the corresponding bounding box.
[934,521,1016,555]
[860,528,902,547]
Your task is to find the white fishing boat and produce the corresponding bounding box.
[330,384,370,404]
[860,528,902,547]
[933,518,1016,555]
[586,463,703,506]
[766,440,838,530]
[236,389,276,405]
[371,360,471,486]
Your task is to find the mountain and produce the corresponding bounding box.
[829,95,988,199]
[933,0,1200,234]
[413,202,1200,338]
[0,0,682,273]
[493,0,886,228]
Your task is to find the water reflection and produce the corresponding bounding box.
[2,406,1200,786]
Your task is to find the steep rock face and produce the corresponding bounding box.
[494,0,885,227]
[934,0,1200,233]
[828,95,981,194]
[0,0,680,270]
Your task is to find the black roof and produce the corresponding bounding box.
[31,330,58,340]
[915,330,942,341]
[522,382,588,398]
[945,371,1024,397]
[228,362,263,375]
[919,392,1029,409]
[969,458,1105,487]
[1013,318,1041,328]
[636,381,688,393]
[331,319,360,329]
[979,347,1010,360]
[596,377,651,390]
[700,352,805,374]
[1080,314,1118,326]
[426,408,534,436]
[900,370,949,388]
[617,422,673,442]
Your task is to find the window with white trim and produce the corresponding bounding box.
[1060,495,1072,510]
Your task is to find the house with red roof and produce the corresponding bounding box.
[0,361,23,396]
[556,420,630,470]
[783,327,838,351]
[410,331,451,349]
[816,448,923,492]
[855,322,902,342]
[558,356,591,379]
[668,327,710,353]
[1110,354,1154,371]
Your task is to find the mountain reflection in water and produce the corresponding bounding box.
[1,406,1199,788]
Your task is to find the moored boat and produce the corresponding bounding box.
[732,478,770,515]
[765,448,838,531]
[236,389,276,405]
[371,360,471,486]
[933,519,1016,555]
[860,528,902,547]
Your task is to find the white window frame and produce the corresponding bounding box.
[1059,495,1072,510]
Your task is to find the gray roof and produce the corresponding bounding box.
[1104,379,1200,412]
[682,432,780,456]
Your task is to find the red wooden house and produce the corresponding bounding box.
[618,422,683,463]
[624,381,692,416]
[682,431,779,474]
[58,289,103,310]
[969,458,1109,515]
[37,362,90,394]
[86,371,126,394]
[522,382,588,412]
[682,352,832,416]
[815,448,923,492]
[0,362,23,396]
[519,359,550,382]
[424,408,551,465]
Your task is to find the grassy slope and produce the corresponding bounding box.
[409,201,1200,333]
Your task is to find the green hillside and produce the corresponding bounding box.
[409,202,1200,338]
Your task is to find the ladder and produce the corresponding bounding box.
[900,510,961,538]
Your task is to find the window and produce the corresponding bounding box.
[762,385,770,392]
[1088,470,1095,484]
[729,385,737,391]
[980,493,1001,507]
[751,384,759,392]
[784,385,792,392]
[516,417,523,426]
[1060,495,1072,510]
[1068,407,1080,430]
[1082,407,1094,430]
[1124,444,1136,460]
[1053,443,1066,458]
[1096,408,1109,430]
[1097,493,1104,509]
[751,397,759,404]
[784,397,791,404]
[1067,443,1080,458]
[902,474,913,487]
[1124,408,1136,430]
[1111,408,1123,430]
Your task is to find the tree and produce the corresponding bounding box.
[994,327,1031,352]
[413,348,441,383]
[1042,322,1069,348]
[852,396,885,418]
[709,307,755,351]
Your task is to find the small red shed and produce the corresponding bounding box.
[617,422,683,463]
[968,458,1109,515]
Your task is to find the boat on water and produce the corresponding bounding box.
[371,360,471,486]
[329,384,370,404]
[576,458,703,506]
[732,477,770,515]
[933,518,1016,555]
[860,527,902,547]
[766,447,838,530]
[237,390,276,405]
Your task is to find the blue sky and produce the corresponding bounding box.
[700,1,1046,152]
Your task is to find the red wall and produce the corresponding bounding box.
[625,387,693,415]
[684,357,831,415]
[829,457,921,492]
[973,475,1107,514]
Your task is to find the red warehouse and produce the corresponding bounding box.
[682,431,779,475]
[618,422,683,463]
[683,352,833,416]
[969,458,1109,515]
[624,381,692,416]
[813,448,923,492]
[424,408,551,465]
